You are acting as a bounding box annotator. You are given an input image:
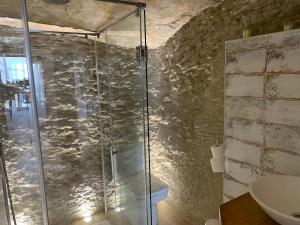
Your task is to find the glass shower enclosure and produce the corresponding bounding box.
[0,0,151,225]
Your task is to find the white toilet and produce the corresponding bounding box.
[127,175,169,225]
[149,175,169,225]
[116,144,168,225]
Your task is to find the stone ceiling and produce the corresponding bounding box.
[0,0,220,48]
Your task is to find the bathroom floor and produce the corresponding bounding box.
[70,201,192,225]
[157,201,193,225]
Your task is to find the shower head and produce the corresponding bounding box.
[43,0,70,4]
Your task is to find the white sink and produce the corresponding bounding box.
[249,175,300,225]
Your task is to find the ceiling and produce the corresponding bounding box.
[0,0,218,48]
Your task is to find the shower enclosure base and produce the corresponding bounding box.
[71,213,108,225]
[70,211,133,225]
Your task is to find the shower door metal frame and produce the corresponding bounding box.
[20,0,50,224]
[139,9,153,225]
[96,0,146,8]
[101,7,153,225]
[0,140,17,225]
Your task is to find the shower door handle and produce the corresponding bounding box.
[111,147,118,182]
[111,149,119,155]
[110,132,119,182]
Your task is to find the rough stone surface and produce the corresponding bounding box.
[148,1,300,224]
[0,30,104,225]
[0,0,222,48]
[0,26,147,225]
[1,1,300,225]
[224,28,300,200]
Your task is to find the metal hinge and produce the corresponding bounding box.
[136,45,148,62]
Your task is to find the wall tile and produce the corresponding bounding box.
[225,159,261,185]
[265,100,300,127]
[266,74,300,99]
[225,49,267,74]
[223,178,248,198]
[223,195,232,203]
[269,29,300,48]
[225,29,300,200]
[265,124,300,155]
[230,119,263,144]
[225,97,264,121]
[224,116,232,137]
[267,45,300,73]
[225,75,264,97]
[225,138,261,167]
[225,35,268,53]
[264,150,300,176]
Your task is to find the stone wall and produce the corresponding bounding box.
[0,30,105,225]
[1,1,300,225]
[148,0,300,225]
[224,29,300,200]
[0,27,145,225]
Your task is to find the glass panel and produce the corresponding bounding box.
[140,9,152,225]
[105,9,151,225]
[1,2,149,225]
[0,177,9,225]
[95,31,111,217]
[26,29,106,224]
[0,2,46,225]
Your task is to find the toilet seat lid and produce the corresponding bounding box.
[130,175,168,200]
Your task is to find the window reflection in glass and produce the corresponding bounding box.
[0,56,44,118]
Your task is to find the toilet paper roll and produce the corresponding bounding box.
[211,144,224,159]
[210,158,224,173]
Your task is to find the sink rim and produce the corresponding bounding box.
[249,175,300,223]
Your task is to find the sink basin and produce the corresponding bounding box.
[249,175,300,225]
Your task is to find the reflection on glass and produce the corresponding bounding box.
[0,28,45,225]
[0,56,45,122]
[0,4,150,225]
[28,32,105,225]
[104,9,151,225]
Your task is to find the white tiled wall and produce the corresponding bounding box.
[224,29,300,201]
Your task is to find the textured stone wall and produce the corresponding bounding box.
[1,1,300,225]
[0,28,43,225]
[0,27,145,225]
[148,1,300,225]
[0,31,105,225]
[36,35,105,225]
[224,28,300,200]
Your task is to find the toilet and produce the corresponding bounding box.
[127,175,169,225]
[149,175,169,225]
[116,144,168,225]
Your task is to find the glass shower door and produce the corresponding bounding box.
[0,3,48,225]
[104,9,151,225]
